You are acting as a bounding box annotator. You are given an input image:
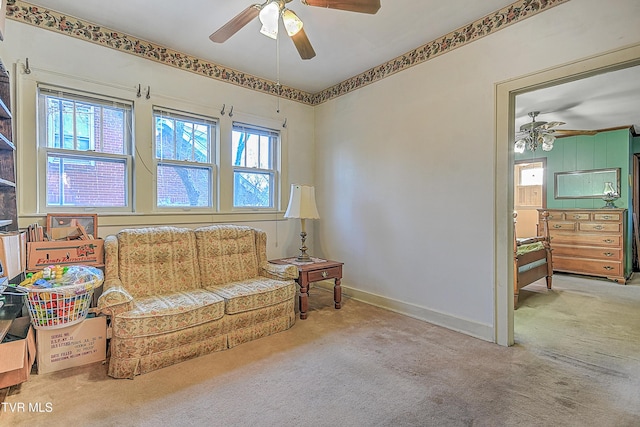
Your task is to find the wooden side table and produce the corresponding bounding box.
[270,258,343,320]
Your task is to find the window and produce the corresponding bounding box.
[520,166,543,186]
[232,123,278,208]
[38,87,132,209]
[154,108,217,208]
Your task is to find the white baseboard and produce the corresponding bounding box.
[313,281,494,342]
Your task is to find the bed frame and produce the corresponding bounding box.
[513,210,552,307]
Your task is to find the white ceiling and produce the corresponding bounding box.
[21,1,640,132]
[24,0,518,93]
[515,65,640,135]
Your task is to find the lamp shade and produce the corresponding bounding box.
[284,184,320,219]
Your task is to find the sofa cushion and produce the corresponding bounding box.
[206,277,296,315]
[117,226,201,298]
[113,289,225,339]
[195,225,260,286]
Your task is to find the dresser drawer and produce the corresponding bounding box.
[578,222,621,233]
[593,212,621,221]
[552,244,621,261]
[554,256,622,277]
[564,212,591,221]
[549,221,576,231]
[307,266,342,282]
[549,233,621,247]
[545,211,564,221]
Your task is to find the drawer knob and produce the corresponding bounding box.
[321,271,328,278]
[603,266,614,271]
[553,224,562,229]
[594,225,604,230]
[604,252,614,257]
[602,215,611,220]
[603,239,614,243]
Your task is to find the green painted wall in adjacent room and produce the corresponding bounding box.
[515,129,632,208]
[633,135,640,154]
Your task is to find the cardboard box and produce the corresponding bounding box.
[27,239,104,271]
[0,317,36,388]
[0,231,26,280]
[36,315,107,374]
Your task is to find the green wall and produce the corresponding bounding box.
[633,135,640,154]
[515,128,634,278]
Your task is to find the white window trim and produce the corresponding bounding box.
[229,116,282,212]
[153,106,218,211]
[37,85,133,212]
[15,65,288,226]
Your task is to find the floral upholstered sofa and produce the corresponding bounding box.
[97,225,297,379]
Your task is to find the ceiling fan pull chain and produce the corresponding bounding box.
[276,28,281,113]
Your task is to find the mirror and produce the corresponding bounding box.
[554,168,620,199]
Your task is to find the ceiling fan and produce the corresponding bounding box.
[514,111,565,153]
[209,0,382,60]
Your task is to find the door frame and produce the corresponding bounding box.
[494,43,640,346]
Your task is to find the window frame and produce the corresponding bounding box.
[153,106,218,211]
[231,121,280,210]
[36,85,134,213]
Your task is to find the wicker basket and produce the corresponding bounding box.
[23,265,103,330]
[25,284,94,330]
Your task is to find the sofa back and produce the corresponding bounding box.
[115,226,201,298]
[194,225,260,287]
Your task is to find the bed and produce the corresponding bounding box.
[513,210,552,307]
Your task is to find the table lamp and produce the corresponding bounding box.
[284,184,320,262]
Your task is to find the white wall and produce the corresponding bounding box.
[0,20,316,260]
[314,0,640,340]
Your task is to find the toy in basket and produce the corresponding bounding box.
[19,265,104,330]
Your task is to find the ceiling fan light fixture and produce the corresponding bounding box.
[282,9,303,36]
[259,1,280,39]
[514,111,564,153]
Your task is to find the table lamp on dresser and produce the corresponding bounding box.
[284,184,320,262]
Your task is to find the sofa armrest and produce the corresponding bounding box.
[260,262,299,280]
[97,279,134,317]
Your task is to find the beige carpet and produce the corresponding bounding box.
[2,274,640,426]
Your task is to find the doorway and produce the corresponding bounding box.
[495,43,640,346]
[514,159,546,238]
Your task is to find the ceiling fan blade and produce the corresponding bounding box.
[209,5,261,43]
[554,129,599,137]
[540,121,566,130]
[291,27,316,60]
[519,121,546,132]
[301,0,381,14]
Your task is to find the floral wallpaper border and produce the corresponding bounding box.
[7,0,569,106]
[312,0,570,104]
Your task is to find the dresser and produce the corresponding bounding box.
[539,208,628,283]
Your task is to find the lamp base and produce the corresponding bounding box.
[602,195,619,208]
[296,253,313,263]
[296,230,314,263]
